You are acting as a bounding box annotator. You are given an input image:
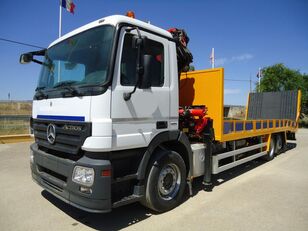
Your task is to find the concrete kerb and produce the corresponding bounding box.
[0,134,33,144]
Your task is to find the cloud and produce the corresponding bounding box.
[215,53,254,66]
[231,54,254,61]
[224,88,241,94]
[215,58,228,66]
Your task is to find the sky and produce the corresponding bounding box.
[0,0,307,105]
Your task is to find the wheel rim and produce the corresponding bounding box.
[157,163,181,201]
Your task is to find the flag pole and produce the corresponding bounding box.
[59,2,62,38]
[58,1,62,82]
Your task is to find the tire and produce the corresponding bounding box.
[263,136,275,161]
[142,151,187,212]
[275,134,283,154]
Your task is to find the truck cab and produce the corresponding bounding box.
[26,15,190,213]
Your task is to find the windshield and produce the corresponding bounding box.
[37,25,115,91]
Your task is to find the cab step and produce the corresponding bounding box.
[113,173,137,183]
[112,194,142,208]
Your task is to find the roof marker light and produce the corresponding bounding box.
[126,11,135,18]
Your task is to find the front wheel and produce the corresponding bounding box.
[143,151,187,212]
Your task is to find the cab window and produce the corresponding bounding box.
[120,34,164,86]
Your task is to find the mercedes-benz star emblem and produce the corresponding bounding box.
[47,124,56,144]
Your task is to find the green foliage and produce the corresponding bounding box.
[303,74,308,114]
[188,65,195,71]
[256,63,308,114]
[299,114,308,128]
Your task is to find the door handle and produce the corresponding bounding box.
[156,121,168,129]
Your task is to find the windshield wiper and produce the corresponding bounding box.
[53,81,81,96]
[35,86,46,91]
[53,80,78,88]
[63,85,81,97]
[35,87,48,99]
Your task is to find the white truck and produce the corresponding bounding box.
[20,14,300,213]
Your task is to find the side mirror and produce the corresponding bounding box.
[139,54,155,89]
[123,31,150,100]
[131,34,148,49]
[19,53,33,64]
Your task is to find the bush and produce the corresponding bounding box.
[299,114,308,128]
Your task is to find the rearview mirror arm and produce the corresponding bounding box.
[123,27,144,101]
[32,59,44,65]
[31,49,46,56]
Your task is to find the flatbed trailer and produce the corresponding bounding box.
[180,68,301,175]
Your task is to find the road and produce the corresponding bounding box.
[1,129,308,231]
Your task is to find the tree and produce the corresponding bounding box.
[256,63,308,114]
[188,65,195,71]
[303,74,308,114]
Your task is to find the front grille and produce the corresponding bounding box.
[33,119,91,155]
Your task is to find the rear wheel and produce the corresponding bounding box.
[263,136,275,161]
[143,151,186,212]
[275,134,283,154]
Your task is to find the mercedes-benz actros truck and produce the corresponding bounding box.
[20,14,301,213]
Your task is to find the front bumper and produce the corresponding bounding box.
[30,143,112,213]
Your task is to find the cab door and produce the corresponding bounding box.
[111,27,170,150]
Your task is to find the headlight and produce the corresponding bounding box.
[72,166,95,186]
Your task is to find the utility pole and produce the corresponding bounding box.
[210,48,215,69]
[258,67,262,92]
[249,74,252,92]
